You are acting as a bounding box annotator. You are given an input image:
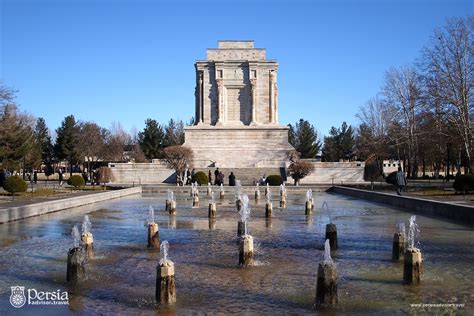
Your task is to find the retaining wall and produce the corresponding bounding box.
[329,186,474,225]
[0,187,142,223]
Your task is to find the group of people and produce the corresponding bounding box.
[181,167,237,186]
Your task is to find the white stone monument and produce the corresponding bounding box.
[184,40,293,168]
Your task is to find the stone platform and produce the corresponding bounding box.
[184,125,293,168]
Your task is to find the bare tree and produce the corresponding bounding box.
[287,160,315,186]
[163,146,193,182]
[421,16,474,172]
[383,66,422,178]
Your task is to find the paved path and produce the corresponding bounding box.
[0,190,103,210]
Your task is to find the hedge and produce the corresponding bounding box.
[266,174,283,186]
[3,176,28,195]
[67,175,85,188]
[194,171,209,185]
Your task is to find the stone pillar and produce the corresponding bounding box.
[236,199,242,211]
[265,202,273,218]
[207,187,212,196]
[169,201,176,215]
[156,261,176,304]
[280,195,286,208]
[250,78,257,125]
[269,70,275,123]
[255,189,260,200]
[208,202,217,218]
[81,232,94,258]
[216,79,226,125]
[403,248,422,284]
[237,220,246,237]
[165,200,171,213]
[239,235,254,267]
[325,224,338,250]
[315,262,338,307]
[208,218,216,230]
[67,247,86,284]
[220,190,225,199]
[197,72,204,124]
[274,78,278,124]
[148,223,160,249]
[392,232,405,262]
[193,196,199,208]
[305,200,313,215]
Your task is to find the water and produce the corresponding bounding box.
[323,239,333,265]
[71,225,80,248]
[81,215,91,235]
[407,215,419,250]
[321,201,332,223]
[0,191,473,314]
[160,240,170,265]
[266,188,272,204]
[147,206,155,224]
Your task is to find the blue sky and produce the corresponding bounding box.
[1,0,472,137]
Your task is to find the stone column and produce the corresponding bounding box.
[67,247,86,284]
[156,261,176,304]
[216,79,224,125]
[250,78,257,125]
[269,70,275,124]
[198,72,203,124]
[274,77,278,124]
[403,248,422,284]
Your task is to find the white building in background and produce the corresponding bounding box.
[382,160,403,176]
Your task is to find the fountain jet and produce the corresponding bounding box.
[392,222,406,261]
[208,191,217,218]
[265,187,273,217]
[147,206,160,249]
[238,194,254,267]
[156,241,176,304]
[315,239,338,307]
[403,216,422,284]
[81,215,94,257]
[305,190,313,214]
[279,184,286,208]
[67,225,86,284]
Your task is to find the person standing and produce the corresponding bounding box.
[214,168,220,185]
[228,171,236,186]
[396,167,406,195]
[58,168,64,187]
[208,170,212,184]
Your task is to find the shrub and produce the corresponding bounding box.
[3,175,28,195]
[266,174,283,186]
[194,171,208,185]
[67,175,85,188]
[364,161,382,182]
[385,171,397,185]
[453,174,474,193]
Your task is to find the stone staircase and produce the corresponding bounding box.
[194,167,287,186]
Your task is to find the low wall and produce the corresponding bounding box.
[300,161,365,184]
[0,187,142,223]
[329,186,474,225]
[108,161,175,184]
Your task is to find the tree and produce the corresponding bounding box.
[138,119,165,159]
[383,66,422,178]
[162,145,193,181]
[322,122,355,161]
[288,160,315,186]
[287,119,321,158]
[103,121,131,162]
[421,16,474,173]
[163,118,185,147]
[34,117,54,175]
[0,93,35,172]
[55,115,79,176]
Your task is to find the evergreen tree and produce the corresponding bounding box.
[54,115,79,176]
[138,118,165,159]
[322,122,355,161]
[288,119,321,159]
[163,118,185,147]
[0,104,35,172]
[34,117,54,167]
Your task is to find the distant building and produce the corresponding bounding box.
[382,160,403,176]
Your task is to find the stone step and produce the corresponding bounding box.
[193,167,287,185]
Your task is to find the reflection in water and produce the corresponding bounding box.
[0,191,473,314]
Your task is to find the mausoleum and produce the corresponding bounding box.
[184,40,294,168]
